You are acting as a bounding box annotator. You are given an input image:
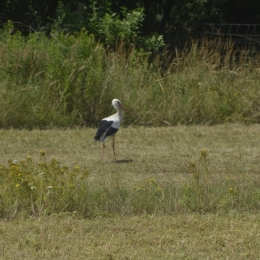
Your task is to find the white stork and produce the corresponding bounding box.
[94,99,129,161]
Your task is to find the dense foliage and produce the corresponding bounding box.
[1,0,260,47]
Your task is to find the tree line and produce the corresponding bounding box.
[1,0,260,50]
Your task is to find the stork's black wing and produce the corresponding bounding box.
[94,120,118,141]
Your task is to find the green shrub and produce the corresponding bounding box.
[0,154,90,218]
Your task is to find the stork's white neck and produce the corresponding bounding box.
[116,109,124,121]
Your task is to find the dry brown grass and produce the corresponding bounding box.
[1,213,260,259]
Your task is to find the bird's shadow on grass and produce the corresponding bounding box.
[114,159,133,164]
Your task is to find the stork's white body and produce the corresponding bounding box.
[103,113,122,129]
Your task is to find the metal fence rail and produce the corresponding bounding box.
[203,23,260,57]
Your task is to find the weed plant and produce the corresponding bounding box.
[1,149,260,219]
[0,153,90,218]
[1,22,260,127]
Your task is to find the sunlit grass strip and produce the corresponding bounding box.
[1,151,260,219]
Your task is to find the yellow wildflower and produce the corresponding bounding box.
[148,178,156,184]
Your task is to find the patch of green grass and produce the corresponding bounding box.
[0,125,260,218]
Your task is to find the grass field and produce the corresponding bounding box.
[0,124,260,259]
[1,213,260,259]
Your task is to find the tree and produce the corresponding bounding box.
[1,0,260,41]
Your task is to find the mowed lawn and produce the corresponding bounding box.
[1,213,260,259]
[0,124,260,259]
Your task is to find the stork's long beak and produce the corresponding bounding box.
[119,103,130,113]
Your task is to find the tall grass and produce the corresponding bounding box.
[1,22,260,128]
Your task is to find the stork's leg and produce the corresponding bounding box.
[112,135,116,161]
[102,142,105,162]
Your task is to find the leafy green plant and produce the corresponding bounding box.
[86,3,165,52]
